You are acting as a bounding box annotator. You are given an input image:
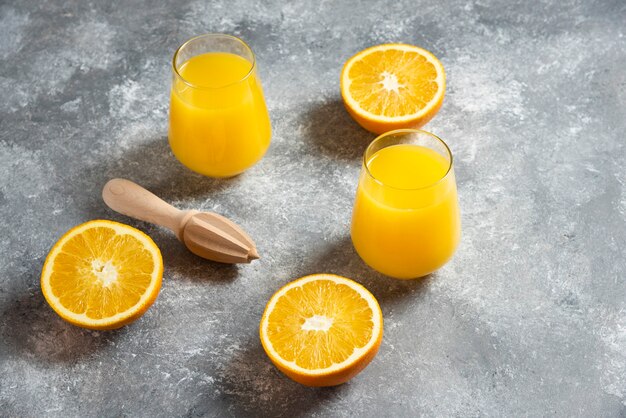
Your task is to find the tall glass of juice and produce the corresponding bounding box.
[351,129,461,279]
[169,34,271,177]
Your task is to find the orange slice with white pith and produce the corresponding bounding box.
[41,220,163,330]
[260,274,383,386]
[341,43,446,134]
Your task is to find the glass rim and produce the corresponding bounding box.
[172,33,256,90]
[363,129,454,191]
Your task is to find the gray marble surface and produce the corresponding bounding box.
[1,0,625,416]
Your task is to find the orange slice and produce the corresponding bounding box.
[41,220,163,330]
[340,43,446,134]
[260,274,383,386]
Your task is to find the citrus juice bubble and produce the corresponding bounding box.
[169,35,271,177]
[351,130,460,279]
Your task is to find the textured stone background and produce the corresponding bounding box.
[1,0,625,416]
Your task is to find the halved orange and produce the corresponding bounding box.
[41,220,163,330]
[340,43,446,134]
[260,274,383,386]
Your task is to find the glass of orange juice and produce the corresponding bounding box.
[169,34,271,177]
[351,129,461,279]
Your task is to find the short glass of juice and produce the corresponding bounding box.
[169,34,271,177]
[351,129,461,279]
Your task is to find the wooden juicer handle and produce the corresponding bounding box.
[102,178,193,241]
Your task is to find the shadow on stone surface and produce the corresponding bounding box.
[294,235,433,309]
[98,135,243,204]
[208,337,347,418]
[301,99,373,161]
[1,290,125,364]
[70,135,243,224]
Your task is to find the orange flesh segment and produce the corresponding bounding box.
[49,226,155,319]
[347,49,440,117]
[265,279,374,369]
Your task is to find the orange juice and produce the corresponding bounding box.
[169,50,271,177]
[351,142,460,279]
